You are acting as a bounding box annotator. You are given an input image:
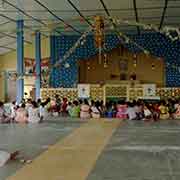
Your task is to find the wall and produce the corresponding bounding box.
[79,48,165,87]
[0,37,50,101]
[1,37,50,69]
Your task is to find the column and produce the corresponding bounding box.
[35,31,41,100]
[16,20,24,104]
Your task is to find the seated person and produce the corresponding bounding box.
[66,102,72,113]
[126,102,137,120]
[61,98,68,116]
[69,101,80,118]
[105,101,114,118]
[39,102,49,122]
[116,101,127,119]
[134,101,144,120]
[10,101,17,121]
[152,103,160,121]
[143,105,153,121]
[158,101,169,120]
[0,101,11,123]
[50,98,57,113]
[80,99,90,119]
[28,101,40,123]
[91,101,101,119]
[174,103,180,119]
[15,103,28,123]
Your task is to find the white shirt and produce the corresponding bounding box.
[144,109,152,117]
[126,107,137,120]
[91,106,100,114]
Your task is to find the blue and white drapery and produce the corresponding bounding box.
[50,32,180,88]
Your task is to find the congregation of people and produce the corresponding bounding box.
[0,95,180,123]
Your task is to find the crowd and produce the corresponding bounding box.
[0,95,180,123]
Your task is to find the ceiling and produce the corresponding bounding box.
[0,0,179,55]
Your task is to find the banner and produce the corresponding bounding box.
[24,58,35,74]
[24,57,50,87]
[78,84,90,99]
[24,57,50,74]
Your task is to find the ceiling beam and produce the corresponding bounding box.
[133,0,140,35]
[33,0,82,34]
[66,0,93,27]
[159,0,169,30]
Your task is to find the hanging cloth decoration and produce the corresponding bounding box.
[94,16,105,64]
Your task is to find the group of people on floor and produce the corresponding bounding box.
[0,99,46,123]
[43,97,180,120]
[67,98,180,120]
[0,95,180,123]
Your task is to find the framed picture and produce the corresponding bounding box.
[78,84,90,99]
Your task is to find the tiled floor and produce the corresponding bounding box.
[0,119,82,180]
[2,119,180,180]
[87,120,180,180]
[7,119,120,180]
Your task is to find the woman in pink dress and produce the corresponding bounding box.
[80,99,91,119]
[116,101,127,119]
[15,104,28,123]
